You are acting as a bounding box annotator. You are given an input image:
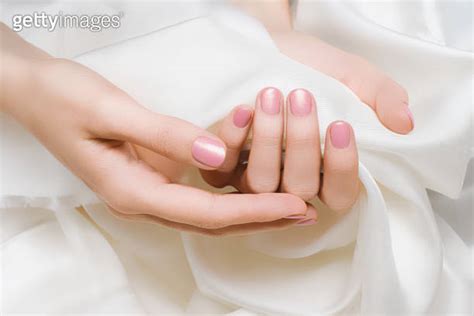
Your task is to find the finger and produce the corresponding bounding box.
[92,92,226,170]
[125,184,307,229]
[374,78,414,135]
[338,62,413,134]
[201,105,253,187]
[241,87,284,193]
[269,32,413,134]
[107,203,317,236]
[281,89,321,201]
[107,207,292,236]
[218,105,253,172]
[319,121,360,212]
[88,143,307,228]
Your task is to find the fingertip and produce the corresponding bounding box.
[215,105,253,173]
[191,136,227,169]
[232,105,253,128]
[321,120,359,212]
[277,192,308,216]
[377,106,414,135]
[404,105,415,130]
[327,120,353,149]
[257,87,283,115]
[374,80,413,135]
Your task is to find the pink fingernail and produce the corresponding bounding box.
[330,121,351,149]
[259,87,281,115]
[233,107,252,128]
[285,214,307,220]
[405,106,415,129]
[192,136,226,168]
[296,218,317,226]
[289,89,313,116]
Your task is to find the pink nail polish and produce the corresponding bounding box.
[259,87,281,115]
[285,214,307,220]
[296,218,317,226]
[192,136,226,168]
[405,107,415,128]
[233,107,252,128]
[330,121,351,149]
[289,89,313,116]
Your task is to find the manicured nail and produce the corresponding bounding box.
[233,107,252,128]
[192,136,226,168]
[259,87,281,115]
[289,88,313,116]
[405,106,415,129]
[285,214,307,220]
[296,218,317,226]
[330,121,351,149]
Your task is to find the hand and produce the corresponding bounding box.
[202,87,360,221]
[233,1,414,134]
[270,30,414,134]
[1,24,307,236]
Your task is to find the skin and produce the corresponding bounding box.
[0,23,308,236]
[233,0,414,134]
[0,1,410,236]
[202,88,360,219]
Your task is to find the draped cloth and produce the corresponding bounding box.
[1,1,472,314]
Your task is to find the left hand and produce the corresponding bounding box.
[233,0,414,135]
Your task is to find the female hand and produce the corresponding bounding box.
[1,24,308,236]
[233,0,414,134]
[202,87,360,222]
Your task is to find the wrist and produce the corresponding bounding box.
[0,22,52,116]
[1,53,34,115]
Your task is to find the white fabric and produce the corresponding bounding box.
[1,1,472,314]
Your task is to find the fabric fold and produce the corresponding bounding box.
[1,2,472,314]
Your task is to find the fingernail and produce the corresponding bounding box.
[259,87,281,115]
[233,107,252,128]
[285,214,307,220]
[296,218,317,226]
[289,88,313,116]
[192,136,226,168]
[330,121,351,149]
[405,106,415,129]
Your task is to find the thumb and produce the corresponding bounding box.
[374,79,414,135]
[94,94,227,170]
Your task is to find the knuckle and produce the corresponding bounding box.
[90,90,131,134]
[246,176,279,193]
[251,134,282,149]
[286,136,318,149]
[325,157,358,176]
[223,135,245,151]
[339,75,363,95]
[282,185,319,201]
[197,194,229,229]
[326,198,357,213]
[151,126,175,157]
[323,182,361,212]
[99,182,132,213]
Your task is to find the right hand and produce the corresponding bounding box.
[1,24,307,236]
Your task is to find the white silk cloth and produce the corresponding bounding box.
[1,1,473,314]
